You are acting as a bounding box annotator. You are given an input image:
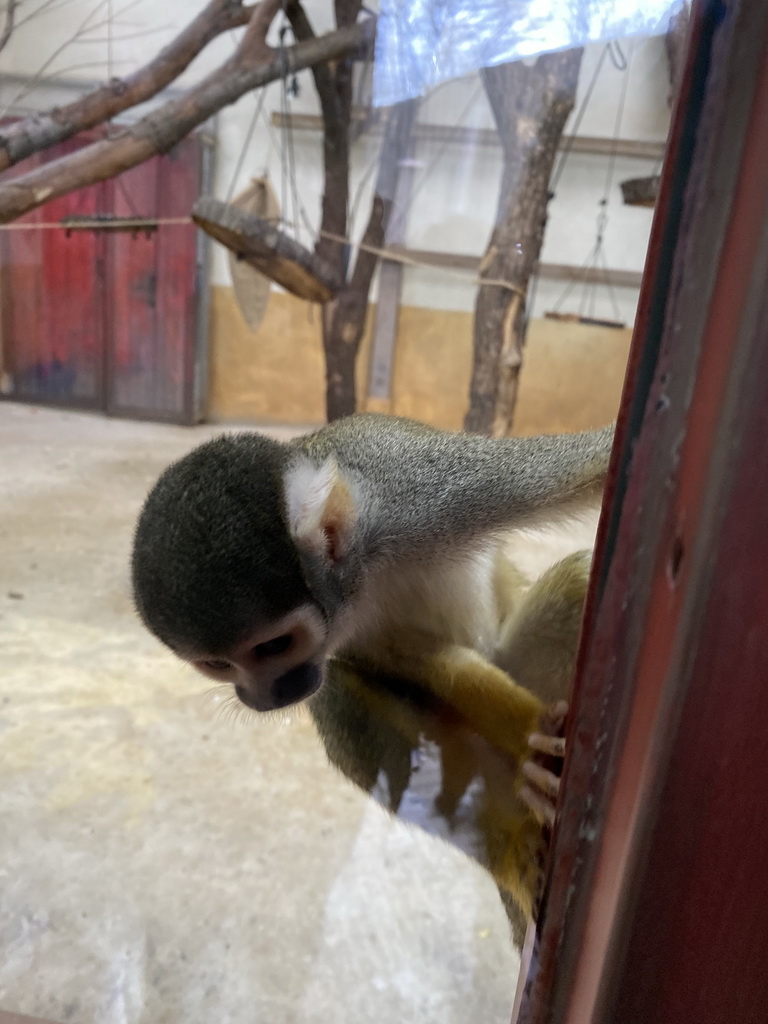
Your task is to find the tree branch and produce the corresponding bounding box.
[0,0,17,56]
[285,0,363,275]
[0,0,259,173]
[0,11,374,223]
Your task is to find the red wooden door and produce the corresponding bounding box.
[105,136,204,422]
[0,139,107,409]
[0,128,206,423]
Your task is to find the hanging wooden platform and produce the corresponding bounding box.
[226,178,280,332]
[544,311,626,330]
[620,174,660,207]
[192,197,340,303]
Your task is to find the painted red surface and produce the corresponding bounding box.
[0,138,107,407]
[0,126,202,422]
[519,2,768,1022]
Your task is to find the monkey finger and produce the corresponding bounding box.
[522,759,561,799]
[528,732,566,758]
[519,783,557,828]
[549,700,569,721]
[539,700,569,734]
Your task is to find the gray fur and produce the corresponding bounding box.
[132,413,613,655]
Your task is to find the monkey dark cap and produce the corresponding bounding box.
[132,433,312,656]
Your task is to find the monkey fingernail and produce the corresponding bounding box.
[529,733,566,758]
[522,760,560,799]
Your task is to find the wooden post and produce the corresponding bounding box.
[464,50,583,437]
[366,100,418,413]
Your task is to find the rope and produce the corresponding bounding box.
[225,88,267,202]
[0,215,524,295]
[553,38,634,321]
[316,228,526,297]
[387,80,483,240]
[550,44,609,194]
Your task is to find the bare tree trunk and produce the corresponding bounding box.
[316,1,357,419]
[464,49,582,436]
[320,105,413,420]
[288,0,407,421]
[288,0,357,419]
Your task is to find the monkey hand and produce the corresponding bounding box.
[519,701,569,828]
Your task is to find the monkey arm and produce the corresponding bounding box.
[388,645,547,766]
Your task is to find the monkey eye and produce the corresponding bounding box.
[200,658,231,672]
[253,634,292,658]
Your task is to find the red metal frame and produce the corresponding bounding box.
[519,2,768,1021]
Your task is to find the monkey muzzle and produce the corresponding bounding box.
[235,662,323,712]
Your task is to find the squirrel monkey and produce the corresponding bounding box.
[308,551,589,945]
[132,414,612,939]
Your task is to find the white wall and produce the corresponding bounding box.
[0,0,673,325]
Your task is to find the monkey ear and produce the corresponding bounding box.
[284,457,357,564]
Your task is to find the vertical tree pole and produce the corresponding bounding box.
[288,0,413,421]
[319,98,416,420]
[464,50,582,437]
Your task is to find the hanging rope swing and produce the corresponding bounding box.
[224,176,280,331]
[543,40,635,330]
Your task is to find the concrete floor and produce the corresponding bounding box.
[0,403,530,1024]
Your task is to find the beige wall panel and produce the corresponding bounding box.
[209,287,630,435]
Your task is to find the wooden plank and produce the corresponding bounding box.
[156,136,203,423]
[367,100,418,403]
[105,155,161,416]
[105,143,206,423]
[621,174,660,207]
[39,137,105,406]
[386,246,643,289]
[537,262,642,289]
[272,111,666,160]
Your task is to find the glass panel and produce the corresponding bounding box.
[0,3,690,1022]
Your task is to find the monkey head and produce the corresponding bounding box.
[131,433,363,712]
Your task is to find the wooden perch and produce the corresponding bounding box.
[0,0,257,173]
[60,214,159,234]
[621,175,660,208]
[192,197,341,302]
[0,9,374,224]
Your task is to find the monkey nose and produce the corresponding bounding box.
[234,683,266,711]
[233,663,322,712]
[271,663,322,709]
